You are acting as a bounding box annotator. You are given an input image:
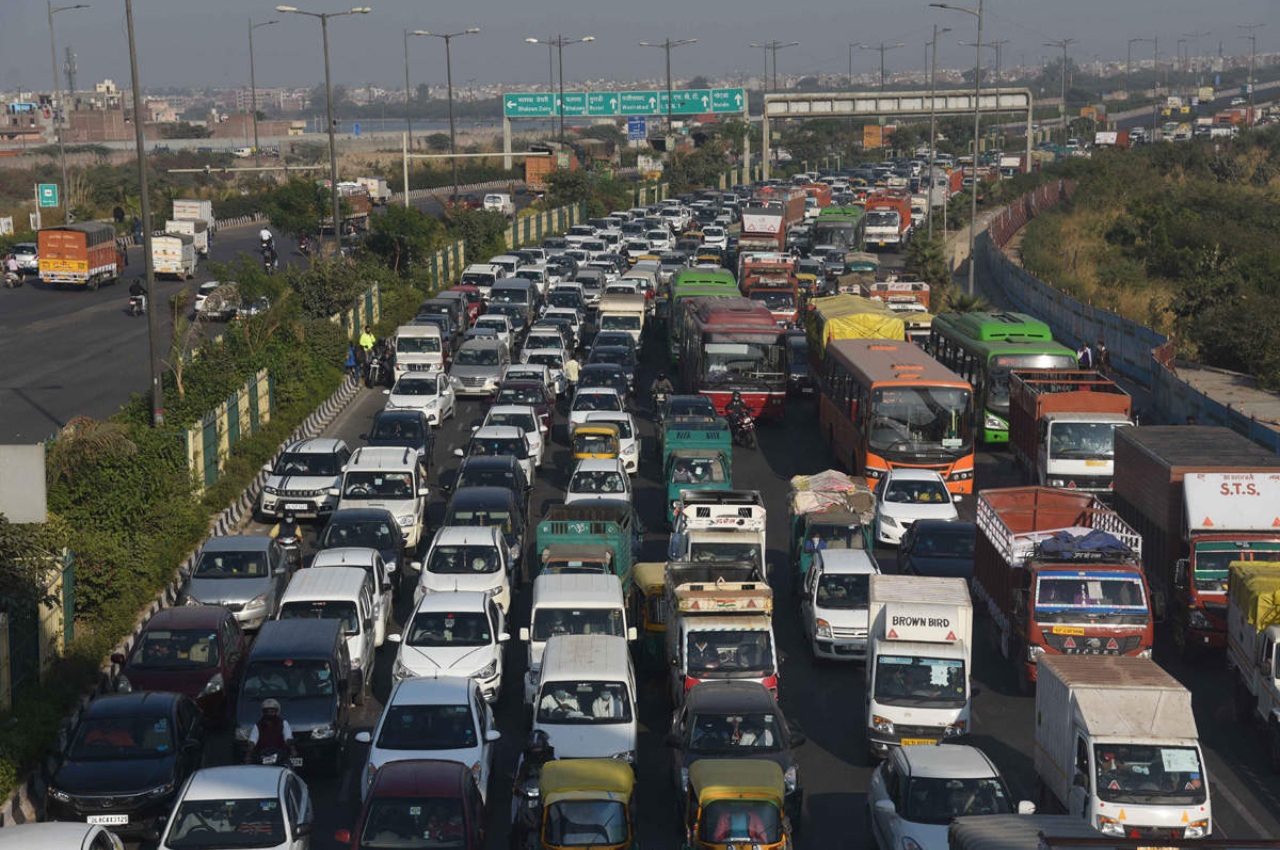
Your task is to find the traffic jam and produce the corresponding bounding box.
[23,174,1280,850]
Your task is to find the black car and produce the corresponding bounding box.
[590,331,638,358]
[411,312,461,352]
[577,363,630,401]
[897,520,977,579]
[487,301,531,336]
[784,330,815,396]
[587,346,637,391]
[318,507,415,588]
[444,485,528,573]
[364,409,436,466]
[666,681,805,825]
[447,454,532,517]
[44,692,205,840]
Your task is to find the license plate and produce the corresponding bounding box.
[900,738,937,747]
[1085,459,1108,467]
[289,756,304,768]
[88,815,129,825]
[284,503,309,512]
[1052,625,1086,636]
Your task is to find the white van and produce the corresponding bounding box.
[460,264,500,299]
[532,634,637,762]
[333,447,430,550]
[519,573,636,702]
[276,566,377,696]
[488,255,521,277]
[799,549,880,661]
[597,294,646,345]
[393,324,446,381]
[417,525,512,613]
[310,547,393,646]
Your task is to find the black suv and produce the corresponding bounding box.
[364,408,436,467]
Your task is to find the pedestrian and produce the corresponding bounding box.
[344,344,358,379]
[564,355,580,393]
[1096,339,1111,374]
[1076,341,1093,370]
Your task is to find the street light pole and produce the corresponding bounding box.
[1043,39,1077,145]
[750,42,770,93]
[249,19,277,161]
[927,25,950,240]
[856,42,906,94]
[1182,30,1210,89]
[47,1,88,225]
[417,29,480,203]
[277,6,372,253]
[525,35,594,143]
[1240,24,1264,107]
[639,38,698,134]
[403,29,413,149]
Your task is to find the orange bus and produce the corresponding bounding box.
[818,339,976,494]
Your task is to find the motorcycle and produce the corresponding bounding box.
[252,747,303,769]
[728,410,758,450]
[651,390,669,418]
[276,529,302,570]
[3,270,22,288]
[262,248,278,275]
[128,294,147,316]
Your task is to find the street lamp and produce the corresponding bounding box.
[856,42,905,94]
[249,18,278,161]
[749,40,800,93]
[639,38,698,134]
[1043,39,1077,145]
[1240,24,1264,107]
[1126,37,1146,100]
[277,6,371,252]
[1182,30,1210,90]
[525,35,594,143]
[47,1,89,225]
[930,0,984,297]
[417,28,480,203]
[927,25,951,240]
[525,36,555,95]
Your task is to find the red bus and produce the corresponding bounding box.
[818,339,976,494]
[677,296,787,419]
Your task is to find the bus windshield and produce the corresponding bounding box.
[869,386,973,459]
[700,342,783,388]
[987,353,1077,411]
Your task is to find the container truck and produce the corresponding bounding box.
[172,198,214,227]
[151,233,197,280]
[1226,561,1280,770]
[948,814,1116,850]
[865,574,973,759]
[356,176,392,206]
[1008,370,1133,494]
[37,222,120,289]
[165,218,209,257]
[1033,655,1212,839]
[864,192,914,250]
[1094,130,1131,150]
[664,560,776,705]
[974,487,1153,693]
[739,206,787,252]
[667,490,768,576]
[755,185,807,227]
[1112,426,1280,657]
[787,470,875,579]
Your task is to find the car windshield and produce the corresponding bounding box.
[526,335,563,350]
[466,437,527,460]
[869,387,974,458]
[360,799,466,850]
[343,471,415,499]
[242,659,336,699]
[549,292,582,309]
[882,478,952,504]
[377,704,476,750]
[1093,743,1207,805]
[497,386,544,406]
[372,418,425,442]
[686,630,773,676]
[595,334,632,349]
[278,600,360,636]
[816,573,870,609]
[903,775,1013,824]
[689,711,782,753]
[274,451,339,477]
[1035,575,1148,615]
[754,291,796,312]
[516,270,543,282]
[987,353,1078,411]
[457,468,519,491]
[910,527,974,559]
[700,342,784,387]
[405,611,492,648]
[194,550,269,579]
[488,413,536,433]
[700,800,781,844]
[68,714,175,760]
[531,607,625,641]
[573,394,621,413]
[428,545,500,575]
[1048,421,1124,461]
[397,337,441,354]
[476,319,508,334]
[873,656,966,708]
[666,399,717,418]
[393,378,439,397]
[321,519,399,551]
[166,798,285,848]
[491,290,528,305]
[536,681,632,724]
[570,470,627,495]
[131,629,220,669]
[456,347,500,367]
[545,800,628,847]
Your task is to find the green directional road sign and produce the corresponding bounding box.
[504,87,747,118]
[503,93,555,117]
[712,88,747,113]
[618,91,659,115]
[38,183,59,207]
[558,92,588,116]
[587,92,619,117]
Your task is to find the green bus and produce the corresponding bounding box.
[927,311,1077,443]
[813,205,867,251]
[666,269,740,362]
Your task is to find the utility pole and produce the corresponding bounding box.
[927,25,951,240]
[856,42,906,93]
[47,1,89,225]
[1182,30,1210,89]
[1240,24,1264,107]
[1043,39,1077,144]
[249,19,278,161]
[639,38,698,134]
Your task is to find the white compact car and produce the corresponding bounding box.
[568,388,625,434]
[873,469,961,546]
[383,372,456,425]
[417,526,512,613]
[585,410,639,474]
[800,549,880,661]
[389,590,509,702]
[159,766,312,850]
[565,458,633,507]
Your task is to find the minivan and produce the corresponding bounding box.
[277,566,378,695]
[393,324,446,380]
[460,264,500,299]
[531,634,638,762]
[520,573,635,702]
[450,338,511,397]
[333,446,431,551]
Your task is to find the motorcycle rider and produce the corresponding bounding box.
[510,729,556,845]
[259,226,275,251]
[128,278,147,313]
[244,698,297,764]
[270,510,302,541]
[650,371,675,402]
[725,390,750,422]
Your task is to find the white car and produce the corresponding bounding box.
[702,226,728,250]
[454,425,538,487]
[507,359,566,398]
[800,549,879,661]
[645,229,673,251]
[383,371,457,425]
[257,437,351,520]
[357,676,500,803]
[389,590,508,702]
[473,314,515,353]
[568,388,625,434]
[867,744,1030,850]
[873,469,961,546]
[585,410,639,474]
[482,404,547,467]
[565,458,632,507]
[309,546,393,646]
[159,766,312,850]
[417,526,512,612]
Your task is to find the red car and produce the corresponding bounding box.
[336,759,486,850]
[111,606,247,721]
[444,286,484,326]
[490,379,555,433]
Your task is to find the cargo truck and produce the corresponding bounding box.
[1094,130,1131,150]
[172,198,214,227]
[1226,561,1280,770]
[787,470,876,578]
[534,502,641,593]
[165,218,209,257]
[1113,426,1280,657]
[667,490,767,576]
[1008,370,1133,494]
[803,294,905,374]
[867,279,931,312]
[948,814,1115,850]
[739,206,787,252]
[739,256,800,326]
[356,176,392,206]
[865,574,973,759]
[664,560,776,704]
[1033,655,1212,839]
[663,424,733,524]
[755,185,807,227]
[974,487,1153,694]
[864,192,914,250]
[37,222,120,289]
[151,233,197,280]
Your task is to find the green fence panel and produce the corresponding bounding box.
[201,412,219,487]
[61,550,75,644]
[248,374,261,431]
[227,391,241,446]
[6,601,38,704]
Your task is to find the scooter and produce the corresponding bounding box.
[3,270,21,288]
[252,747,303,769]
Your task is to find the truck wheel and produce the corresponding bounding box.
[87,278,99,292]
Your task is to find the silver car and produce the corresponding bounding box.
[11,242,38,273]
[182,535,292,631]
[449,338,510,397]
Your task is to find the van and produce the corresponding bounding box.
[333,446,430,550]
[488,255,521,276]
[277,566,378,693]
[489,278,540,318]
[460,264,500,299]
[419,297,467,335]
[597,294,647,345]
[483,193,516,216]
[514,264,550,295]
[311,546,394,645]
[519,573,636,702]
[234,618,353,767]
[532,634,638,763]
[393,323,446,380]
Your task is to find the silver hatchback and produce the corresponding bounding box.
[183,535,292,631]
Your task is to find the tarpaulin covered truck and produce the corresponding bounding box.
[37,222,120,289]
[803,294,905,374]
[1227,561,1280,771]
[787,470,875,579]
[974,487,1152,693]
[1113,426,1280,657]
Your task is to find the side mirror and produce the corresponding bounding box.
[295,822,313,838]
[409,561,422,573]
[354,731,372,744]
[874,799,895,815]
[418,487,431,498]
[273,566,287,576]
[664,733,683,748]
[382,389,391,396]
[1072,773,1088,789]
[453,448,465,458]
[519,627,530,642]
[498,632,511,643]
[1151,591,1167,621]
[110,652,126,665]
[386,633,403,644]
[952,494,963,504]
[328,487,341,497]
[261,463,273,473]
[1017,800,1037,815]
[359,434,368,441]
[484,729,501,743]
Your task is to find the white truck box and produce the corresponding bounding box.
[357,176,391,206]
[151,233,196,280]
[165,218,209,257]
[172,199,214,225]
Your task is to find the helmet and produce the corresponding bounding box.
[262,698,281,713]
[525,729,553,758]
[282,511,296,524]
[658,372,667,380]
[732,390,742,400]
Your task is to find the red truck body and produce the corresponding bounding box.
[801,183,833,209]
[755,186,807,228]
[974,486,1153,692]
[948,170,965,196]
[739,206,787,252]
[864,191,914,249]
[739,257,801,326]
[1112,426,1280,655]
[37,222,120,288]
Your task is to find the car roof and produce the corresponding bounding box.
[311,547,380,568]
[182,765,287,800]
[472,425,524,439]
[896,744,1000,779]
[574,386,622,397]
[348,446,419,468]
[281,437,345,454]
[496,379,545,391]
[885,468,949,483]
[912,520,975,535]
[327,507,399,524]
[458,338,506,352]
[373,409,428,423]
[539,634,632,681]
[200,535,273,554]
[815,550,880,574]
[487,404,538,418]
[685,680,781,713]
[573,458,626,473]
[449,486,517,508]
[459,455,522,473]
[531,572,625,605]
[281,566,367,600]
[84,691,181,718]
[391,675,475,705]
[249,619,343,659]
[146,605,232,629]
[432,526,503,546]
[411,590,490,613]
[367,759,472,799]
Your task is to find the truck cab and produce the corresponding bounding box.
[668,490,767,576]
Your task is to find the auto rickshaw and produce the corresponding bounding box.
[846,252,880,275]
[572,423,622,462]
[684,760,792,850]
[633,561,668,670]
[537,758,637,850]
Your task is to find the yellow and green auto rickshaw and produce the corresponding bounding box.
[684,760,792,850]
[539,758,637,850]
[633,561,668,669]
[572,423,622,462]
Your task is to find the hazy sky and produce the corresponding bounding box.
[1,0,1273,94]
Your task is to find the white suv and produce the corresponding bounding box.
[258,438,351,520]
[333,446,430,550]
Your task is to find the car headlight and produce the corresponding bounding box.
[1184,819,1209,838]
[944,720,967,737]
[310,725,336,740]
[864,467,884,479]
[263,485,281,495]
[1188,609,1212,629]
[1027,644,1045,662]
[397,514,416,528]
[783,765,797,793]
[48,786,70,803]
[815,618,832,639]
[622,443,637,456]
[145,781,176,799]
[245,592,268,610]
[1097,816,1125,836]
[394,658,416,680]
[199,673,224,697]
[116,675,133,694]
[984,413,1007,430]
[476,659,498,679]
[872,715,895,735]
[880,516,898,528]
[236,725,254,742]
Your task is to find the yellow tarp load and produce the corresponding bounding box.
[805,294,905,365]
[1228,561,1280,630]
